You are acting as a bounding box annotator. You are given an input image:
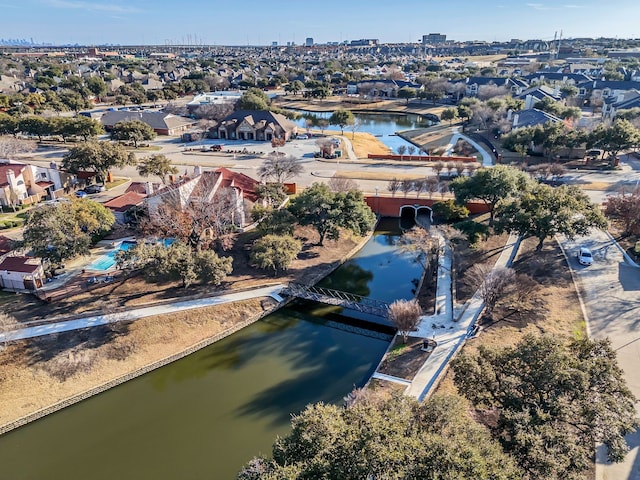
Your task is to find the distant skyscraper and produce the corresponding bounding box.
[423,33,447,44]
[305,37,314,47]
[272,41,278,46]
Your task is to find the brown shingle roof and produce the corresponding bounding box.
[0,256,41,273]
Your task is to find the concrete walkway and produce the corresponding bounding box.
[0,285,284,343]
[404,233,521,400]
[443,127,494,167]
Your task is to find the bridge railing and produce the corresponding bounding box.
[284,282,391,317]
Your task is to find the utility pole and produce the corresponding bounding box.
[557,29,563,60]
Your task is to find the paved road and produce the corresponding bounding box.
[561,231,640,480]
[0,285,284,343]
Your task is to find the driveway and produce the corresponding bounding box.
[561,230,640,480]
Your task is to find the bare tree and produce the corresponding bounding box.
[142,175,238,250]
[454,161,466,177]
[604,187,640,235]
[477,85,509,100]
[413,179,425,198]
[387,178,400,197]
[464,264,516,316]
[446,162,456,177]
[432,161,445,179]
[397,145,407,159]
[424,176,439,199]
[398,227,440,272]
[0,136,36,159]
[0,312,17,348]
[328,176,359,193]
[193,103,234,121]
[549,163,566,183]
[349,118,362,140]
[388,299,422,343]
[400,179,413,197]
[439,182,449,200]
[258,153,304,184]
[163,101,188,116]
[407,145,416,157]
[467,162,479,177]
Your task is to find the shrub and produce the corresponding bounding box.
[250,235,302,275]
[432,199,469,223]
[454,220,490,245]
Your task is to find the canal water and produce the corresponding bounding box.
[0,219,421,480]
[290,110,438,152]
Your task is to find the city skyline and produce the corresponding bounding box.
[1,0,639,46]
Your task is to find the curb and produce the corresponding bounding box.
[604,231,640,268]
[555,236,592,338]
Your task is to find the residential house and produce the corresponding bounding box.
[577,80,640,111]
[145,167,259,230]
[216,110,297,141]
[103,190,147,224]
[510,108,564,130]
[516,85,564,110]
[346,79,422,97]
[602,90,640,118]
[0,256,45,291]
[0,161,74,207]
[458,77,528,97]
[101,111,197,135]
[522,72,592,87]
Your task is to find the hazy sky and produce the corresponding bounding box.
[2,0,639,46]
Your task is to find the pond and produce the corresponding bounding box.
[0,219,421,480]
[289,110,438,152]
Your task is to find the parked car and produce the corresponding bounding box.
[84,184,105,194]
[75,190,88,198]
[577,247,593,266]
[297,134,309,140]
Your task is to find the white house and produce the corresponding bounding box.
[0,256,45,291]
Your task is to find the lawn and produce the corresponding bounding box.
[0,209,29,229]
[105,177,129,190]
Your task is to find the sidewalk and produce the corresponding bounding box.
[404,233,521,400]
[0,285,284,343]
[444,127,494,167]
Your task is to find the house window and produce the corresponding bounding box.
[40,172,47,179]
[603,89,611,96]
[579,88,586,96]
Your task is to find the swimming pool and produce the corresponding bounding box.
[86,240,137,272]
[86,239,175,272]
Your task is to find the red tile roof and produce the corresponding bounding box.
[215,167,259,202]
[125,182,149,195]
[103,191,146,212]
[0,256,42,273]
[0,163,26,188]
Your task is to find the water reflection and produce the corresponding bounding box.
[292,110,437,151]
[0,218,421,480]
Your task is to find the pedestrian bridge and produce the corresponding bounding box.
[282,282,391,318]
